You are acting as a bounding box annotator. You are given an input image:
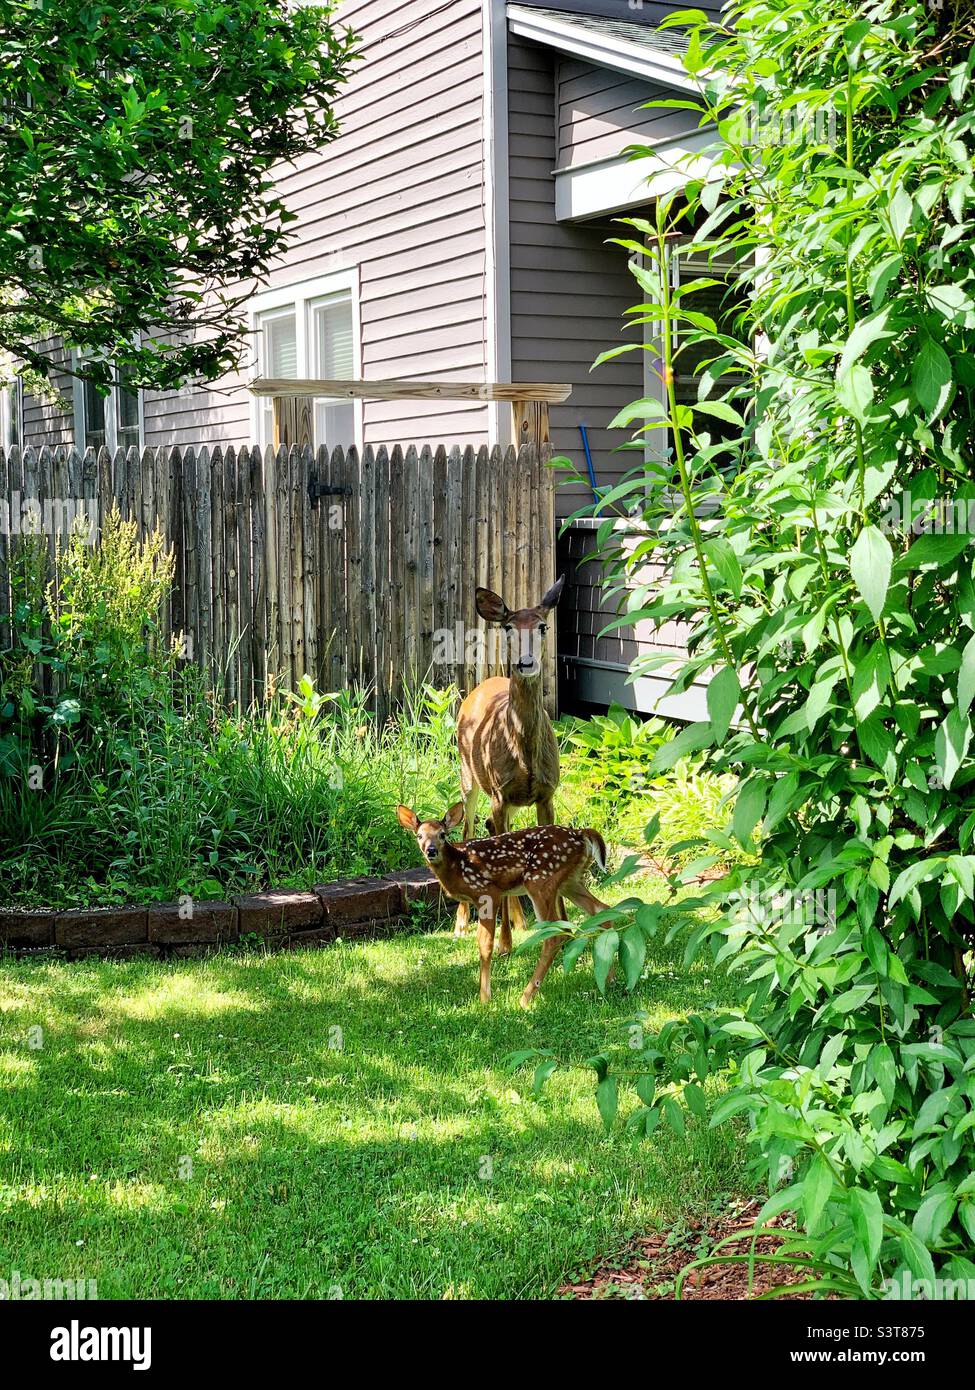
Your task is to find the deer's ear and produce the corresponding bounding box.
[539,574,565,611]
[397,805,419,832]
[443,801,465,831]
[475,587,511,624]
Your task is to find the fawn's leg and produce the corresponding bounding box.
[476,892,499,1003]
[453,784,480,939]
[519,888,568,1009]
[536,796,567,923]
[489,799,523,951]
[565,883,615,985]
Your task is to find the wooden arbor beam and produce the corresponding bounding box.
[250,378,570,452]
[249,377,571,404]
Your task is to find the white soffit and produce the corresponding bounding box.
[506,4,700,92]
[554,125,720,222]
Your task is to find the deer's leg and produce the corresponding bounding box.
[475,892,499,1003]
[564,884,609,916]
[490,798,522,952]
[536,795,567,923]
[453,783,480,939]
[519,887,567,1009]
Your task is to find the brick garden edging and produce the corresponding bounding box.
[0,868,446,961]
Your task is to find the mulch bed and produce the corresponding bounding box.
[561,1199,814,1300]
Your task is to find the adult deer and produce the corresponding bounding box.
[397,803,609,1006]
[454,576,564,953]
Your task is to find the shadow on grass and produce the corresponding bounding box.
[0,927,745,1298]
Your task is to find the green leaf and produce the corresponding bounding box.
[890,186,913,244]
[935,707,972,789]
[706,665,740,743]
[958,632,975,715]
[851,642,888,722]
[694,399,745,428]
[959,1203,975,1244]
[662,1095,685,1137]
[592,929,619,995]
[830,983,876,1014]
[596,1075,618,1132]
[703,538,743,597]
[850,1186,884,1269]
[896,531,972,572]
[836,362,873,421]
[913,337,953,417]
[849,525,892,623]
[650,721,712,773]
[532,1058,557,1097]
[802,1153,834,1231]
[912,1190,955,1245]
[926,282,974,322]
[619,924,646,991]
[732,775,766,848]
[837,306,893,376]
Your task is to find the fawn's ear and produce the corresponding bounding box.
[539,574,565,611]
[397,805,420,832]
[443,801,465,832]
[475,587,511,624]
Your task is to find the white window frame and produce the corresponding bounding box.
[248,268,362,450]
[1,378,23,450]
[72,350,145,453]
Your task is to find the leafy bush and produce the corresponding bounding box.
[558,703,736,856]
[531,0,975,1298]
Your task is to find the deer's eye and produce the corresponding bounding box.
[539,623,548,635]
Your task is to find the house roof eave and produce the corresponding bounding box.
[506,3,701,93]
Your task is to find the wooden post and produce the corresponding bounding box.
[273,395,319,450]
[273,396,297,449]
[511,399,551,454]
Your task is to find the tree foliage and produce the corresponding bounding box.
[528,0,975,1297]
[0,0,356,394]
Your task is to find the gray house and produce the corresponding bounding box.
[17,0,727,718]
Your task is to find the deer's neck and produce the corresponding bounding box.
[506,671,547,764]
[430,842,474,900]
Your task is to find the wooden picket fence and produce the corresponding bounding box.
[0,441,557,720]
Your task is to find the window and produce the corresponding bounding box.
[642,244,751,469]
[73,356,143,453]
[251,271,359,450]
[310,292,354,450]
[255,308,298,447]
[1,379,23,450]
[670,251,750,429]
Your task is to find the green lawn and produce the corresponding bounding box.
[0,907,745,1299]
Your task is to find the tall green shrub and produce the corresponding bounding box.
[537,0,975,1296]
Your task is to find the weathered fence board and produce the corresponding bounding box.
[0,442,558,716]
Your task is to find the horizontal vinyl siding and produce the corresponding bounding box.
[557,59,696,169]
[26,0,490,452]
[557,522,693,717]
[22,341,75,447]
[507,34,643,519]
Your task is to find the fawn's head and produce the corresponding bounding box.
[475,576,565,678]
[397,802,464,864]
